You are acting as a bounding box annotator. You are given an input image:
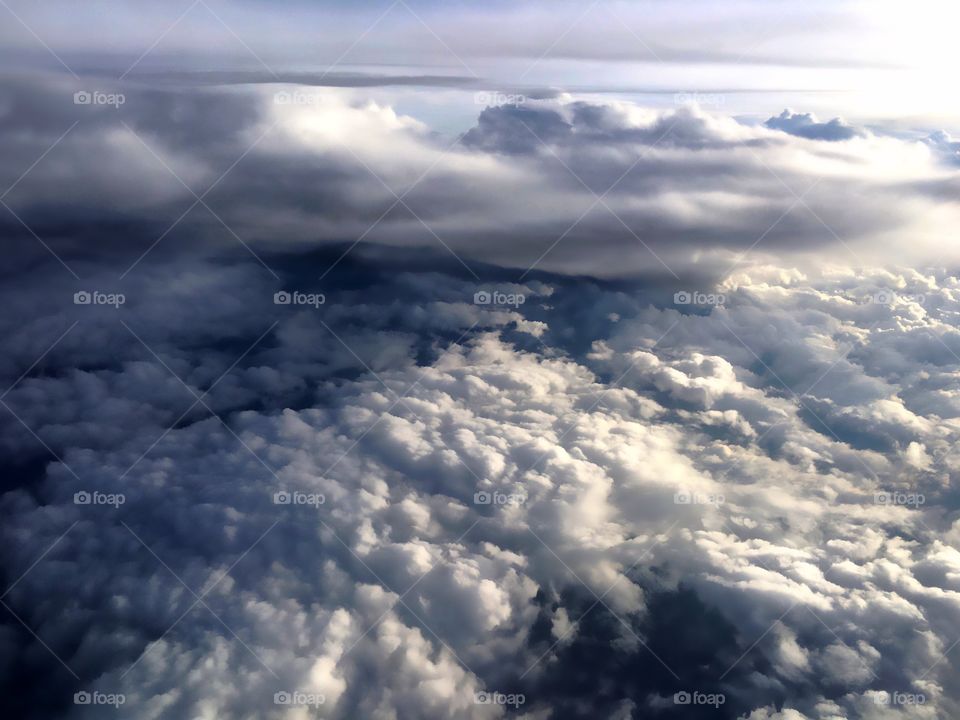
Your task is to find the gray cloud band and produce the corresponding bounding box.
[2,76,959,281]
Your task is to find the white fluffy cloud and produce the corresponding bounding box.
[3,258,960,718]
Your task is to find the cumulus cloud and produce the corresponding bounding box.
[764,110,864,142]
[2,12,960,716]
[2,249,960,718]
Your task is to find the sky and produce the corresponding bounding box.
[1,1,959,719]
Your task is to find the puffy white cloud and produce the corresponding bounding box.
[3,257,960,718]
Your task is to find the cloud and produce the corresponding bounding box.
[765,109,864,141]
[924,131,960,165]
[2,251,960,718]
[2,77,959,282]
[2,3,959,717]
[0,0,927,80]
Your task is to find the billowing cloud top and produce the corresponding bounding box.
[3,251,960,718]
[1,77,960,281]
[764,110,864,142]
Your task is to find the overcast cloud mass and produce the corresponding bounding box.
[2,1,960,719]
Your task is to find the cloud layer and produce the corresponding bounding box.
[2,77,960,283]
[2,17,960,716]
[2,250,960,718]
